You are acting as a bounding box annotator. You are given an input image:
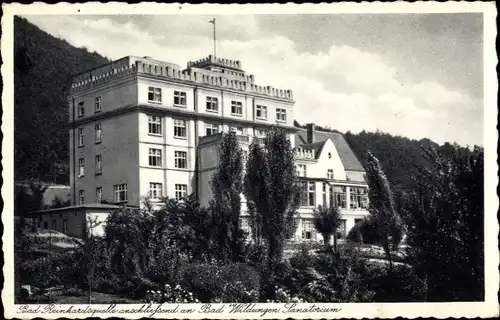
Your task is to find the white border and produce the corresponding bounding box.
[2,2,498,319]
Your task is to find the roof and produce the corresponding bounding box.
[296,129,365,172]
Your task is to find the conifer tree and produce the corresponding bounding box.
[244,127,300,297]
[365,151,404,270]
[210,132,246,262]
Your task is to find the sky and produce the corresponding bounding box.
[23,13,484,146]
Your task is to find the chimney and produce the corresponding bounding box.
[306,123,315,143]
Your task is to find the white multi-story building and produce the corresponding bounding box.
[38,55,369,240]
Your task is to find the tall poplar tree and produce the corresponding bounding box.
[244,127,300,297]
[211,132,246,262]
[365,151,404,271]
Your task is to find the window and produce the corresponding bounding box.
[350,187,368,209]
[78,128,84,147]
[175,184,187,200]
[205,123,219,136]
[63,219,68,234]
[114,184,128,202]
[78,158,85,177]
[327,169,334,179]
[149,183,163,200]
[300,181,315,207]
[174,119,187,138]
[78,102,85,117]
[95,96,102,113]
[79,190,85,205]
[52,220,57,230]
[308,182,316,207]
[174,151,187,169]
[296,164,307,177]
[174,91,186,106]
[148,116,162,135]
[323,182,327,206]
[148,148,162,167]
[329,185,334,207]
[206,96,219,112]
[95,155,102,174]
[44,221,49,229]
[302,219,313,240]
[148,86,162,103]
[231,101,243,115]
[95,123,102,143]
[276,108,287,122]
[256,105,267,119]
[96,187,103,203]
[332,186,347,208]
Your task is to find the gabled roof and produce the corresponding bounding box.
[296,129,365,172]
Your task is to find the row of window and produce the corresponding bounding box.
[78,149,189,176]
[78,183,188,204]
[297,165,335,180]
[148,86,287,121]
[77,97,102,117]
[147,149,187,168]
[78,123,102,147]
[76,89,289,123]
[147,116,269,138]
[78,155,102,177]
[41,219,68,234]
[300,182,368,209]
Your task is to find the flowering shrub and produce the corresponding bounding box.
[180,262,260,302]
[266,286,306,303]
[143,284,200,303]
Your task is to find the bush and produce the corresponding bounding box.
[180,262,260,303]
[346,218,381,244]
[363,264,424,302]
[126,276,158,300]
[143,283,199,303]
[64,287,85,297]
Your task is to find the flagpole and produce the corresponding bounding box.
[212,18,216,57]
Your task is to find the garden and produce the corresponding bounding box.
[15,128,484,303]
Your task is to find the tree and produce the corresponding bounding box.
[15,181,48,217]
[364,152,404,271]
[313,205,341,251]
[401,146,484,301]
[243,127,300,299]
[210,132,246,262]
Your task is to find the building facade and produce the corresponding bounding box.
[67,55,369,241]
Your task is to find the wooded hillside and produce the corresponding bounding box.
[14,16,110,183]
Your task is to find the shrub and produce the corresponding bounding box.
[180,262,260,303]
[346,218,380,245]
[266,286,306,303]
[64,287,85,297]
[143,284,199,303]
